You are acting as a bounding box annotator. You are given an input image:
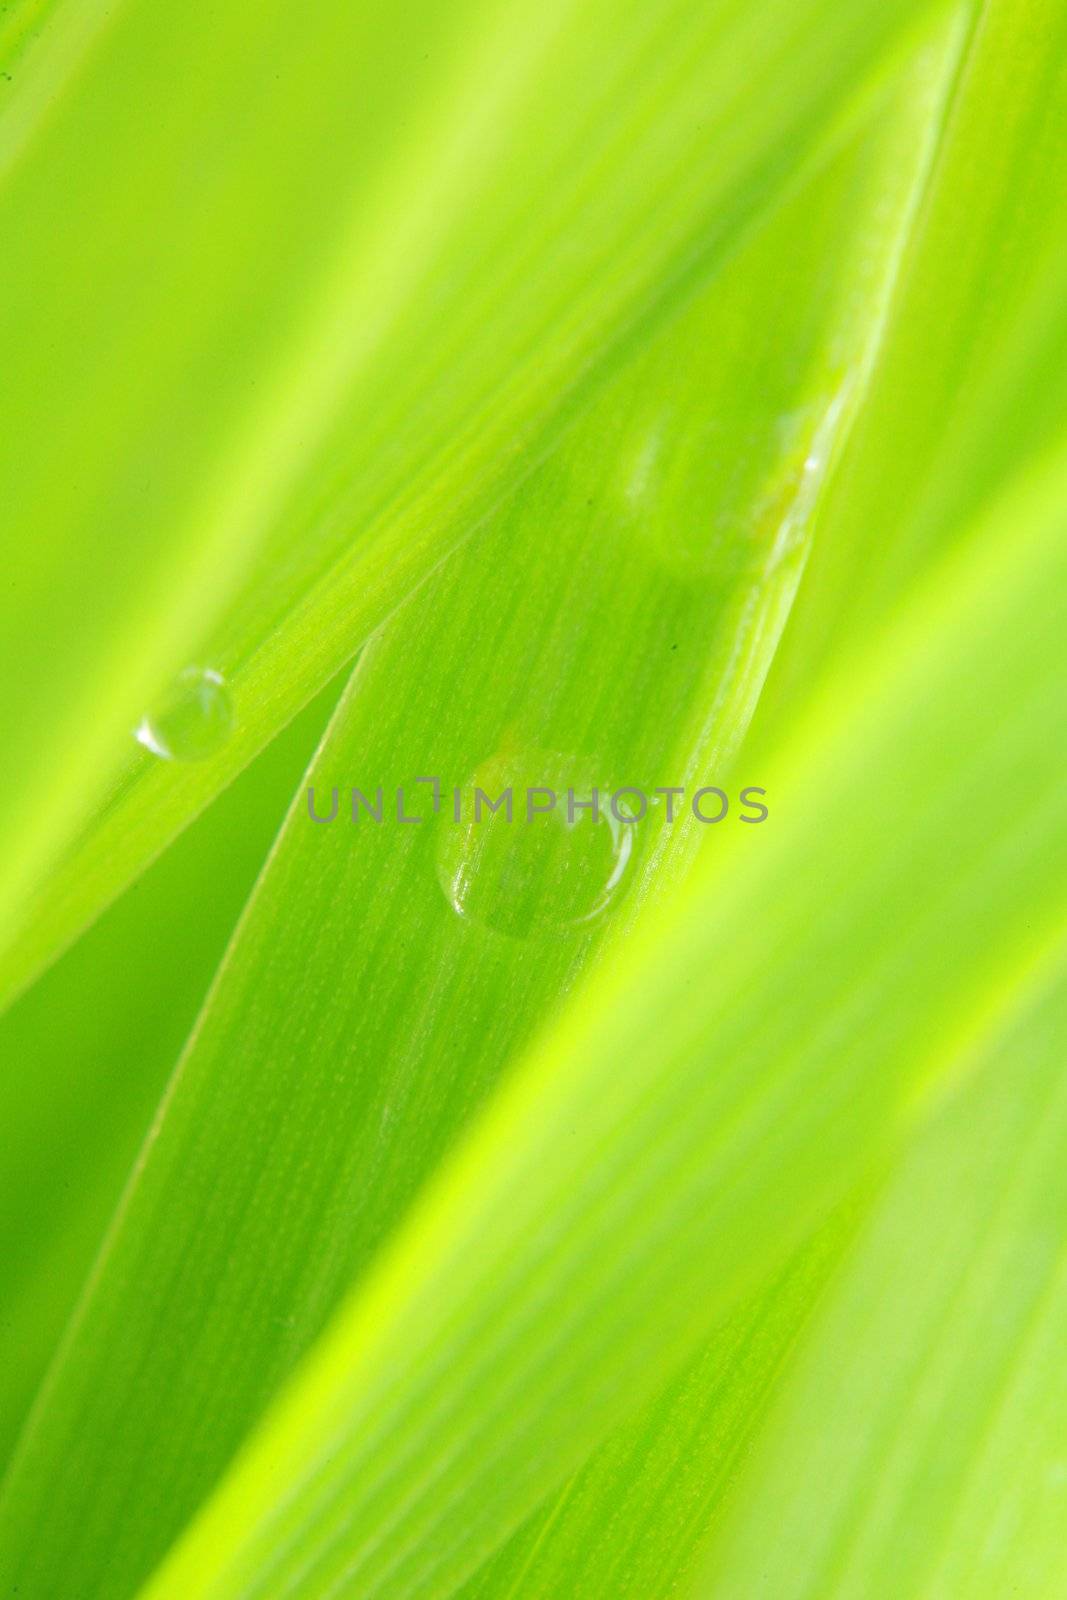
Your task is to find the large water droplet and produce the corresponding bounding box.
[135,666,234,762]
[618,390,848,582]
[436,751,635,939]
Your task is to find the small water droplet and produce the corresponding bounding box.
[436,751,635,939]
[135,666,235,762]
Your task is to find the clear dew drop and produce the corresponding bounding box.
[134,666,235,762]
[617,388,850,582]
[435,751,635,940]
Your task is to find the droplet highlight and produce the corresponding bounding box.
[135,666,235,762]
[436,751,635,940]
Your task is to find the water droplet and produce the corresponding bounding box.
[436,751,635,939]
[618,390,849,582]
[135,666,234,762]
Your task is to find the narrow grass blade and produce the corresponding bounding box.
[458,1218,857,1600]
[697,940,1067,1599]
[0,681,341,1469]
[766,0,1067,717]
